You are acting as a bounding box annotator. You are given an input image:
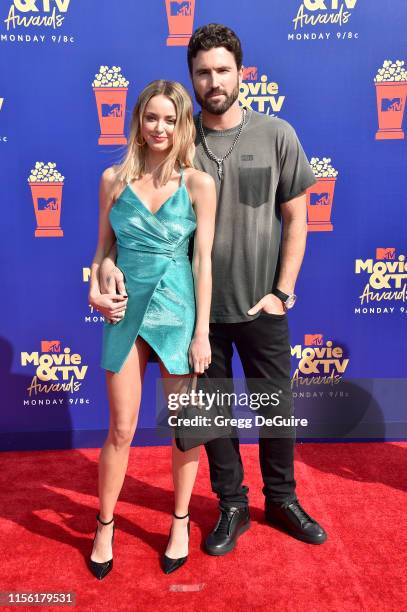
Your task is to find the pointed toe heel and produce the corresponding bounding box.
[162,552,188,574]
[89,557,114,580]
[88,513,115,580]
[161,511,190,575]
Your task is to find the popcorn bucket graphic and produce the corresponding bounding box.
[93,87,128,145]
[306,178,336,232]
[375,81,407,140]
[29,181,64,237]
[165,0,195,46]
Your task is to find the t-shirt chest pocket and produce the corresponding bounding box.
[238,166,272,208]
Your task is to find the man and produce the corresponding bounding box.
[101,23,327,554]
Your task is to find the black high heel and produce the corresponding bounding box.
[161,511,190,574]
[89,513,115,580]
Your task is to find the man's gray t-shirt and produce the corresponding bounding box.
[193,108,317,324]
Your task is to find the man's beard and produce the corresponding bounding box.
[194,81,240,115]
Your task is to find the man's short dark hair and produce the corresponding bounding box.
[187,23,243,74]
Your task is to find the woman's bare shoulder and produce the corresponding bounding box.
[184,167,216,191]
[101,165,125,202]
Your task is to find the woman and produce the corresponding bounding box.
[88,79,216,579]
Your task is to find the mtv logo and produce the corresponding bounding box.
[170,0,191,16]
[102,103,123,118]
[381,98,402,112]
[242,67,258,81]
[41,340,61,353]
[310,192,329,206]
[38,197,58,211]
[304,334,323,346]
[376,247,395,260]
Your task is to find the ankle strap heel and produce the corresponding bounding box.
[96,513,114,525]
[162,511,190,574]
[173,511,189,520]
[89,513,115,580]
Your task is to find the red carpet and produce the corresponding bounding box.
[0,442,406,611]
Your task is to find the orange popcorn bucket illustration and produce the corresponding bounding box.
[29,181,64,237]
[93,87,128,145]
[306,177,336,232]
[165,0,195,46]
[375,81,407,140]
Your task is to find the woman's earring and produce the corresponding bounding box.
[135,133,146,147]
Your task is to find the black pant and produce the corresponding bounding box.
[204,312,298,508]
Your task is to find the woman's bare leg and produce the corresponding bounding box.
[159,363,200,559]
[90,336,151,563]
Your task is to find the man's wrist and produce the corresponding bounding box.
[275,284,294,295]
[272,288,297,309]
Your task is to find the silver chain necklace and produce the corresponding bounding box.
[198,108,247,181]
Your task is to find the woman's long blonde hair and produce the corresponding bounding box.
[115,80,196,187]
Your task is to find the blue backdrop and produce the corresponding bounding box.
[1,0,406,450]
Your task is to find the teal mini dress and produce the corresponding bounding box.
[100,168,196,375]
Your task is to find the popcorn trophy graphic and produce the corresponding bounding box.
[92,66,129,145]
[306,158,338,232]
[165,0,195,46]
[374,60,407,140]
[28,162,65,238]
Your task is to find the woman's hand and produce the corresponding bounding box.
[100,258,126,295]
[89,293,128,324]
[188,332,211,374]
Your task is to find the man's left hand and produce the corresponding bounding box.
[247,293,286,316]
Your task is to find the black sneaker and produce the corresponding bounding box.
[204,506,251,556]
[265,499,327,544]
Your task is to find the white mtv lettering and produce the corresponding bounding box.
[21,352,39,366]
[37,365,88,380]
[303,0,357,9]
[244,96,284,113]
[14,0,71,12]
[45,0,71,12]
[313,359,348,374]
[82,267,91,282]
[355,259,373,274]
[333,359,348,373]
[300,358,349,374]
